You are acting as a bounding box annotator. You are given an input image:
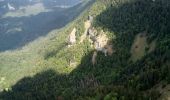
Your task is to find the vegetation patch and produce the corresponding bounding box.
[130,33,148,61]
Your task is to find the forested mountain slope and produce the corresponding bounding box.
[0,0,170,100]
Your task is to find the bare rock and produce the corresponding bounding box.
[92,51,97,65]
[68,28,77,47]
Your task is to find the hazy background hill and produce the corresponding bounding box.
[0,0,82,52]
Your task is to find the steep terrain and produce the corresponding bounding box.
[0,0,170,100]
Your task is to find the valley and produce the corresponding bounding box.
[0,0,170,100]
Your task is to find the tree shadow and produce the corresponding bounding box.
[0,51,96,100]
[0,50,160,100]
[44,42,68,59]
[0,69,69,100]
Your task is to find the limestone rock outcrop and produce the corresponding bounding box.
[92,51,97,65]
[79,15,115,65]
[68,28,77,47]
[80,15,93,43]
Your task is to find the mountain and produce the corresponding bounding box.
[0,0,170,100]
[0,0,84,52]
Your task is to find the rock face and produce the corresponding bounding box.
[69,60,77,68]
[88,15,93,22]
[79,15,115,65]
[91,31,114,65]
[105,45,114,56]
[68,28,77,47]
[94,32,109,56]
[95,33,108,48]
[92,51,97,65]
[80,15,93,43]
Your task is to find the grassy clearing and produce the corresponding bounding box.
[130,33,148,61]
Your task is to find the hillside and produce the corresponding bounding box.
[0,0,170,100]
